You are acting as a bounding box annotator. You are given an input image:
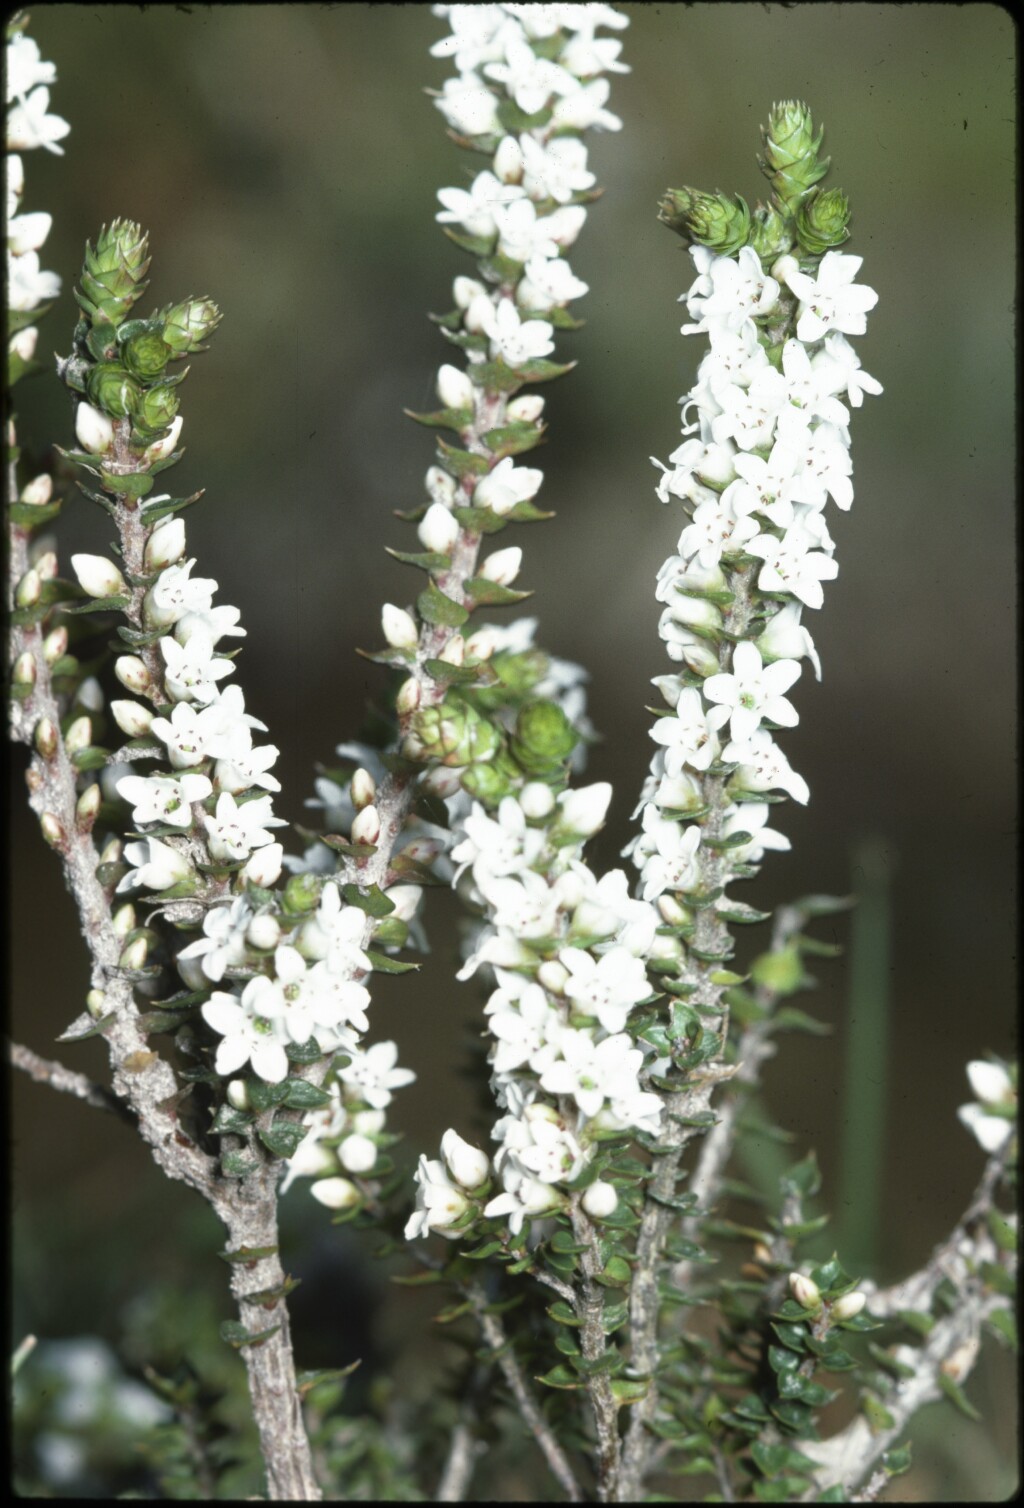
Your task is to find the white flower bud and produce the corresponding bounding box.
[246,913,280,951]
[120,936,150,971]
[383,885,420,922]
[65,715,92,754]
[441,1128,490,1190]
[581,1180,619,1219]
[421,764,462,798]
[10,325,38,361]
[506,394,545,423]
[438,633,465,666]
[43,626,68,665]
[537,959,569,994]
[555,782,612,838]
[436,363,475,410]
[15,568,40,607]
[382,603,419,650]
[241,842,283,888]
[76,676,104,713]
[789,1272,822,1310]
[453,275,486,310]
[480,546,522,585]
[226,1079,250,1111]
[338,1133,378,1175]
[351,767,377,810]
[830,1291,866,1321]
[310,1176,361,1210]
[649,932,682,962]
[143,414,183,463]
[86,988,107,1018]
[352,1108,386,1136]
[71,552,127,600]
[19,473,51,506]
[520,781,555,820]
[396,677,421,714]
[100,836,123,865]
[74,402,114,455]
[772,253,801,288]
[418,501,460,554]
[12,650,35,687]
[426,465,457,507]
[519,1177,561,1214]
[112,903,136,938]
[463,625,501,661]
[657,893,689,927]
[351,804,381,845]
[144,516,187,571]
[493,134,524,183]
[72,780,105,829]
[110,699,154,738]
[115,655,152,694]
[463,292,494,334]
[666,594,722,631]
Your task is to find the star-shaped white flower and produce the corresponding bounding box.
[783,251,879,343]
[202,990,290,1083]
[703,640,801,743]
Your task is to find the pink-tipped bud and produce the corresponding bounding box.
[789,1272,822,1311]
[351,804,381,846]
[396,677,421,715]
[40,812,65,847]
[15,568,40,607]
[507,394,545,423]
[65,715,92,754]
[43,626,68,665]
[76,783,102,830]
[425,465,457,507]
[351,767,377,810]
[114,656,151,694]
[438,633,465,667]
[240,842,283,888]
[453,275,486,310]
[382,603,419,650]
[110,699,154,738]
[71,553,127,600]
[13,651,36,688]
[479,546,522,585]
[19,473,52,507]
[34,717,58,759]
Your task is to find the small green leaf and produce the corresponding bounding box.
[463,576,532,608]
[281,1079,332,1110]
[258,1121,307,1160]
[483,421,545,457]
[596,1255,632,1287]
[296,1362,361,1396]
[403,405,472,432]
[938,1372,982,1421]
[385,546,452,572]
[546,1301,582,1327]
[98,469,154,498]
[340,882,395,917]
[535,1364,582,1391]
[985,1307,1017,1351]
[417,582,469,628]
[221,1150,260,1178]
[364,949,420,975]
[882,1443,913,1477]
[435,438,489,479]
[896,1309,935,1337]
[609,1377,650,1405]
[218,1244,278,1264]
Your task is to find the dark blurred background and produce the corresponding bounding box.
[9,4,1016,1498]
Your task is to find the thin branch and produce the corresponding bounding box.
[435,1372,485,1502]
[8,1038,135,1123]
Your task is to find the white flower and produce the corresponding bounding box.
[550,76,622,131]
[811,331,883,408]
[746,523,839,611]
[560,945,649,1033]
[177,897,253,983]
[6,33,57,102]
[477,869,561,939]
[430,6,518,73]
[339,1040,416,1109]
[117,836,192,893]
[195,685,266,761]
[485,980,563,1074]
[405,1155,472,1240]
[703,640,801,744]
[159,632,235,705]
[517,252,589,311]
[174,602,246,646]
[957,1060,1016,1153]
[242,945,352,1047]
[483,1179,561,1235]
[778,413,855,512]
[473,455,544,515]
[441,1128,490,1189]
[677,487,760,571]
[484,36,575,114]
[451,796,542,884]
[433,71,502,136]
[635,808,702,902]
[649,687,718,775]
[203,792,285,863]
[520,133,595,202]
[201,991,289,1083]
[540,1030,644,1118]
[685,247,780,335]
[782,251,879,343]
[710,365,789,451]
[214,743,282,794]
[7,208,52,254]
[559,31,628,77]
[756,601,822,681]
[300,882,372,975]
[436,169,524,238]
[6,85,70,154]
[492,197,560,261]
[145,559,217,628]
[117,771,212,829]
[722,727,810,805]
[720,801,791,865]
[554,781,612,838]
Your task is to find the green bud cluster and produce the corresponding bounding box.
[59,222,222,457]
[658,188,751,255]
[407,697,502,767]
[509,699,577,775]
[795,185,851,254]
[759,99,830,214]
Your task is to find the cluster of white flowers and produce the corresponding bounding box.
[631,242,881,915]
[957,1059,1016,1155]
[7,24,68,388]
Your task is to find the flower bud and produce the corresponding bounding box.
[161,296,222,356]
[226,1079,250,1111]
[436,363,475,410]
[506,394,545,423]
[657,893,689,927]
[13,651,36,689]
[453,275,486,310]
[100,836,123,865]
[396,676,421,715]
[796,186,851,255]
[144,515,186,571]
[10,325,38,362]
[122,327,171,380]
[383,885,421,922]
[418,501,460,554]
[246,913,281,952]
[135,383,180,434]
[143,414,183,463]
[520,781,555,820]
[19,473,52,507]
[86,362,140,419]
[76,677,104,714]
[463,292,493,334]
[830,1291,866,1321]
[81,220,151,323]
[338,1134,378,1175]
[350,767,377,810]
[461,759,513,805]
[750,204,792,262]
[351,804,380,845]
[658,187,751,254]
[114,655,152,694]
[407,700,500,767]
[382,603,419,650]
[34,717,58,759]
[666,594,723,632]
[71,552,127,600]
[441,1128,490,1190]
[119,935,149,971]
[581,1180,619,1219]
[438,633,465,667]
[112,902,136,937]
[110,699,154,738]
[480,546,522,585]
[43,626,68,665]
[425,465,457,507]
[86,988,107,1018]
[493,134,524,183]
[309,1176,361,1211]
[352,1108,386,1136]
[15,568,40,607]
[33,549,58,582]
[537,959,569,994]
[40,812,65,847]
[511,700,577,775]
[789,1271,822,1311]
[283,872,323,914]
[241,843,283,888]
[554,782,612,838]
[65,715,92,755]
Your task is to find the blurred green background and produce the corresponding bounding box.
[9,4,1016,1498]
